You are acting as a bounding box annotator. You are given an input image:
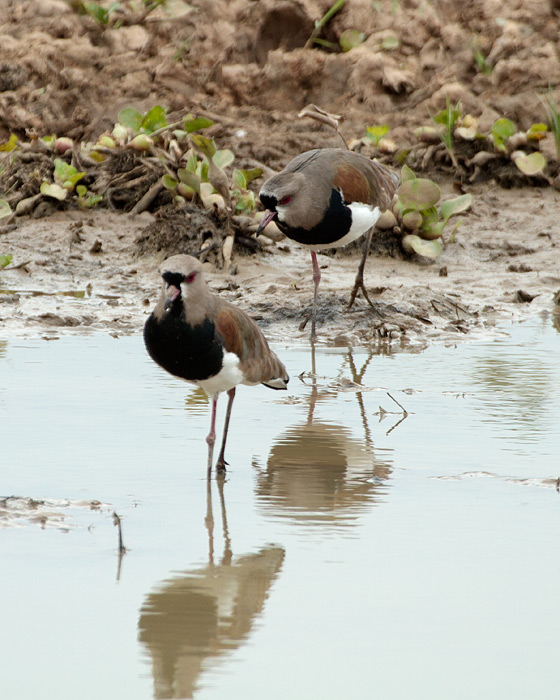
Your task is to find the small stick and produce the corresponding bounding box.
[130,182,164,215]
[386,392,408,415]
[112,511,126,555]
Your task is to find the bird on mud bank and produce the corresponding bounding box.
[144,254,289,476]
[257,148,400,337]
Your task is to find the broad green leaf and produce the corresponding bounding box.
[235,189,256,214]
[402,234,443,258]
[0,254,12,269]
[76,185,87,198]
[0,134,18,152]
[420,221,445,240]
[0,199,12,219]
[491,117,516,152]
[40,182,67,200]
[85,194,103,207]
[527,123,548,141]
[141,105,167,134]
[212,149,234,169]
[191,134,216,159]
[512,151,546,176]
[183,116,214,133]
[53,159,85,189]
[185,149,198,172]
[381,34,399,50]
[339,29,365,52]
[440,193,472,224]
[117,108,143,133]
[240,167,263,185]
[400,164,416,182]
[398,178,441,210]
[232,169,247,189]
[162,174,178,190]
[365,125,390,146]
[177,168,201,192]
[432,104,462,128]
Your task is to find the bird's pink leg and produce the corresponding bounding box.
[310,251,321,338]
[348,227,382,315]
[206,395,218,477]
[215,387,235,473]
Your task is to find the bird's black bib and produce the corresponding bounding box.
[278,188,352,246]
[144,307,224,382]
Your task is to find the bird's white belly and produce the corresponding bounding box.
[194,351,245,397]
[306,202,381,251]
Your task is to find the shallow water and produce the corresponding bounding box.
[1,316,559,700]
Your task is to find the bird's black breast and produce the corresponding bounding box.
[278,188,352,246]
[144,310,224,382]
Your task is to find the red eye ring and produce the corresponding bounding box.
[279,195,292,205]
[185,272,197,284]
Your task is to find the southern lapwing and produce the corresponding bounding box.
[144,254,289,475]
[257,148,400,336]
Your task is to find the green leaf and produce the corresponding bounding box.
[398,178,441,210]
[420,221,445,240]
[0,199,12,219]
[365,125,390,146]
[40,182,67,200]
[140,105,167,134]
[232,169,247,189]
[440,193,472,224]
[177,168,201,193]
[191,134,216,159]
[381,34,399,50]
[53,158,85,190]
[0,134,18,152]
[491,117,516,152]
[400,164,416,182]
[402,234,443,258]
[117,108,143,133]
[76,185,87,198]
[527,123,548,141]
[183,116,214,133]
[339,29,365,52]
[184,149,198,172]
[162,174,178,190]
[234,189,256,214]
[0,254,13,269]
[512,151,547,176]
[240,167,263,186]
[212,149,234,169]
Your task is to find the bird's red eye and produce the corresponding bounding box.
[185,272,197,284]
[279,195,292,205]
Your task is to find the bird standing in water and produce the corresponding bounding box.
[257,148,399,336]
[144,254,289,476]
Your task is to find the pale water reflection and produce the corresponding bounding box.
[0,315,559,700]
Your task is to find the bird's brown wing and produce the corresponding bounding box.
[333,152,400,210]
[214,304,287,385]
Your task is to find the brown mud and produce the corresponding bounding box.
[1,0,560,346]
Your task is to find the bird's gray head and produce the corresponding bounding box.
[158,254,205,312]
[258,171,326,232]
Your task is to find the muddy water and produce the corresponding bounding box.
[1,316,559,700]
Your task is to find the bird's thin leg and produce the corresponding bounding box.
[310,251,321,338]
[206,395,218,477]
[215,387,235,473]
[348,227,382,316]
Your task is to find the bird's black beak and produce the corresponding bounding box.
[164,284,181,311]
[256,209,277,235]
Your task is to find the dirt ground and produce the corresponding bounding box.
[1,0,559,347]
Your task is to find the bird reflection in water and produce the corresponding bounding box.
[138,479,285,699]
[254,345,396,527]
